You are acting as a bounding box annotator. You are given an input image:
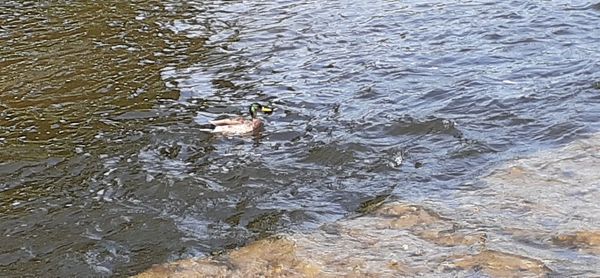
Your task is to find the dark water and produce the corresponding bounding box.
[1,0,599,276]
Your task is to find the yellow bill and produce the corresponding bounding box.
[261,106,273,113]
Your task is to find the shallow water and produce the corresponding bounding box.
[135,133,600,277]
[1,1,599,276]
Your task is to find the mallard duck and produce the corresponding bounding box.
[200,103,273,135]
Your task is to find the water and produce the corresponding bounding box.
[1,1,599,276]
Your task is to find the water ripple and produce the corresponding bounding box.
[1,0,600,276]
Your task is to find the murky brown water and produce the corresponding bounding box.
[1,1,600,277]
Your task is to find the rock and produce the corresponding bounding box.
[134,237,321,278]
[553,231,600,254]
[451,250,551,277]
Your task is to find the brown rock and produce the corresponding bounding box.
[451,250,550,277]
[417,230,486,247]
[375,204,442,229]
[553,231,600,254]
[133,238,321,278]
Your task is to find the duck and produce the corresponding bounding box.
[200,103,273,135]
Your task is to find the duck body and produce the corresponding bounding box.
[209,117,263,135]
[200,103,272,136]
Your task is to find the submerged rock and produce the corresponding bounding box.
[375,203,444,229]
[452,133,600,275]
[135,133,600,277]
[417,230,486,247]
[553,231,600,254]
[135,237,320,278]
[133,202,531,277]
[450,250,551,277]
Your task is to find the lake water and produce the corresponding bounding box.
[1,1,599,276]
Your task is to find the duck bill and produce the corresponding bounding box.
[261,106,273,114]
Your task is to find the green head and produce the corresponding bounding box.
[249,103,273,118]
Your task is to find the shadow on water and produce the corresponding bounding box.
[0,0,599,277]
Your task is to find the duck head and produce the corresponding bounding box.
[249,103,273,118]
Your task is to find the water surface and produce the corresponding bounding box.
[1,0,599,276]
